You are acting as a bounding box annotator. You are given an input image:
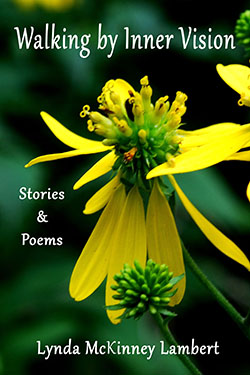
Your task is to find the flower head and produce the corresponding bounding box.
[26,76,250,323]
[79,76,187,191]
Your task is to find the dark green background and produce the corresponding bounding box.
[0,0,250,374]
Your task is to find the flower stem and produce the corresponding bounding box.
[182,243,250,340]
[153,312,203,375]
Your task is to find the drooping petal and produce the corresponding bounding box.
[83,174,120,214]
[69,184,126,301]
[25,149,90,168]
[147,124,250,178]
[169,175,250,271]
[146,180,185,306]
[40,111,111,152]
[216,64,250,95]
[73,150,117,190]
[106,185,147,324]
[226,150,250,161]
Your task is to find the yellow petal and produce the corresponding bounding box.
[180,123,240,150]
[106,186,147,324]
[146,180,185,306]
[69,184,126,301]
[83,174,120,214]
[247,182,250,202]
[73,151,117,190]
[216,64,250,95]
[169,175,250,271]
[226,150,250,161]
[25,149,89,168]
[245,140,250,147]
[178,122,240,137]
[147,124,250,178]
[40,111,111,152]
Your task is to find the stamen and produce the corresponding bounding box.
[124,147,138,163]
[154,97,169,118]
[112,104,123,118]
[94,124,106,136]
[166,153,175,167]
[166,114,181,129]
[171,101,186,116]
[238,92,250,107]
[140,76,153,112]
[113,117,132,136]
[140,76,149,86]
[138,129,147,144]
[94,124,117,138]
[87,119,95,132]
[133,102,144,126]
[171,135,182,145]
[175,91,188,103]
[97,94,104,104]
[80,104,90,118]
[129,96,135,105]
[90,111,113,126]
[125,98,135,121]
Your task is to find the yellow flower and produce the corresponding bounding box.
[26,77,250,323]
[14,0,75,11]
[216,63,250,201]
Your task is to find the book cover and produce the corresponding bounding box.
[1,0,249,374]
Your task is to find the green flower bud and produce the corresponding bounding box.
[106,259,184,321]
[235,10,250,54]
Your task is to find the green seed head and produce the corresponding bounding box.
[235,10,250,54]
[107,259,184,321]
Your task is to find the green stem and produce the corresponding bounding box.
[182,243,250,340]
[153,312,203,375]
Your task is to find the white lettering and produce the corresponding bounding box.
[14,26,34,49]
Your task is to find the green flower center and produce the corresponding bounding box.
[80,76,187,190]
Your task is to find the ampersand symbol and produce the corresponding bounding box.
[37,210,48,223]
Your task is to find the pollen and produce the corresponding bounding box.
[124,147,138,163]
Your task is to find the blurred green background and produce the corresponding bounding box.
[1,0,250,374]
